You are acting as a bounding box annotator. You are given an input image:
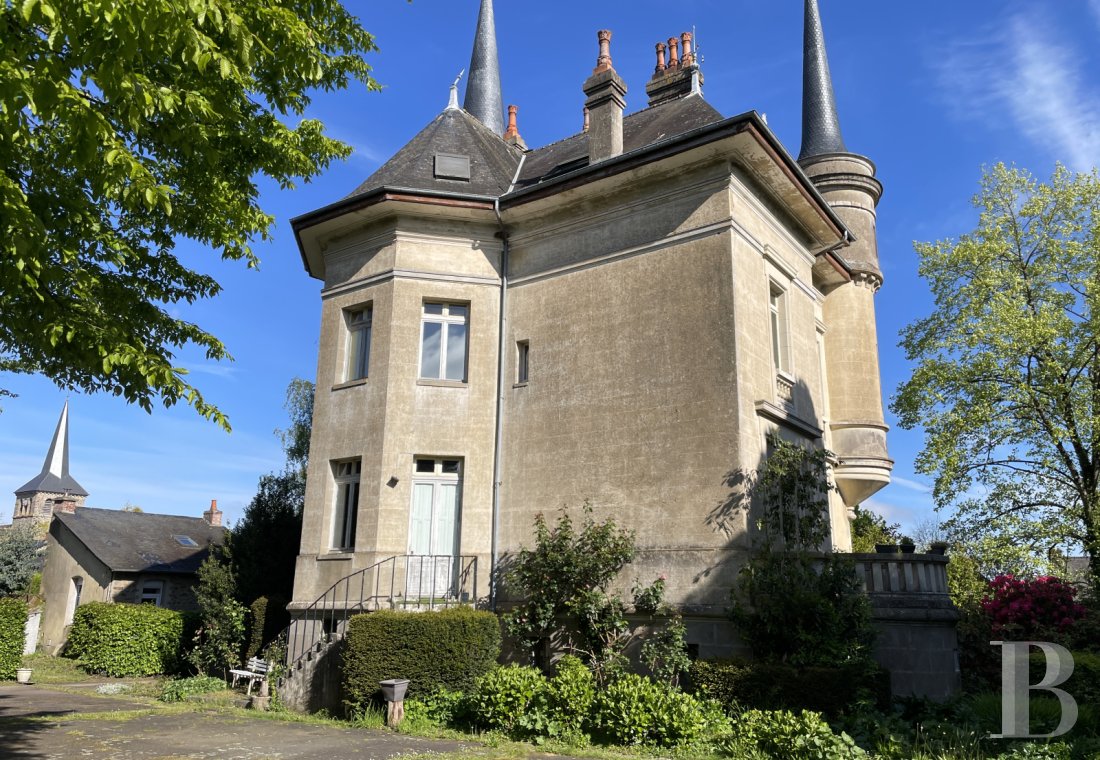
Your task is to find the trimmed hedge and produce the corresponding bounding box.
[66,602,187,676]
[343,607,500,713]
[0,598,28,679]
[245,596,289,659]
[689,658,890,719]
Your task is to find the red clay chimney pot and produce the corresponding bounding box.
[654,42,667,72]
[593,29,613,73]
[667,37,680,68]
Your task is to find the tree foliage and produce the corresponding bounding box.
[893,163,1100,587]
[231,377,311,605]
[189,543,246,676]
[0,0,379,425]
[0,523,40,597]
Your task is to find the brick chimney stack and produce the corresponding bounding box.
[582,30,627,164]
[646,30,704,107]
[203,499,222,527]
[55,496,78,514]
[503,104,528,150]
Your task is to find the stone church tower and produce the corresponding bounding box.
[12,401,88,526]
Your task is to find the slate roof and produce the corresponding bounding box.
[53,508,225,575]
[513,93,725,190]
[348,107,522,199]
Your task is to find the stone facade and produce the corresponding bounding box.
[286,0,918,675]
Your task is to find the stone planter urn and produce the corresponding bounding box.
[875,543,899,554]
[15,669,32,684]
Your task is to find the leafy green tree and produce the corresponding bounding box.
[849,504,902,553]
[0,0,379,426]
[893,163,1100,588]
[189,543,246,675]
[503,504,636,671]
[732,436,874,667]
[0,523,39,597]
[231,378,312,605]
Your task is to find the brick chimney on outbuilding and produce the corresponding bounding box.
[203,499,222,527]
[582,30,627,164]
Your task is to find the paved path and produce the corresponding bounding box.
[0,684,482,760]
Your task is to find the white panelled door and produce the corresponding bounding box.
[407,459,461,599]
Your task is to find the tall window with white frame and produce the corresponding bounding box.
[420,303,468,382]
[344,307,371,382]
[332,459,361,551]
[769,285,791,375]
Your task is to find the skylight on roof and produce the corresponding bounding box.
[173,535,198,547]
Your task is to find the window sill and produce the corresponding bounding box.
[513,381,528,389]
[416,379,468,388]
[319,551,354,561]
[332,379,368,391]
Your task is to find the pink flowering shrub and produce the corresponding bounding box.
[980,574,1086,640]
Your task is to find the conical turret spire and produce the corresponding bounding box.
[799,0,847,161]
[464,0,504,136]
[16,401,88,497]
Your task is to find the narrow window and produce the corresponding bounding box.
[516,340,529,384]
[408,458,463,599]
[345,307,372,382]
[769,286,790,375]
[65,577,83,625]
[420,303,468,381]
[140,580,164,606]
[332,459,362,550]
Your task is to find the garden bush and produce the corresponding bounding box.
[470,664,549,737]
[725,709,867,760]
[690,658,890,718]
[160,675,228,702]
[590,671,728,747]
[65,602,186,676]
[342,607,500,713]
[0,598,28,679]
[982,575,1086,640]
[245,595,289,660]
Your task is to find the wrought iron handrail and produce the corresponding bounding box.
[285,554,477,671]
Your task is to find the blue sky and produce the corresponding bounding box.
[2,0,1099,532]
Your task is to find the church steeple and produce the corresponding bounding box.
[798,0,847,160]
[13,401,88,525]
[463,0,504,135]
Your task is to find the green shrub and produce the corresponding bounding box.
[245,596,289,660]
[160,675,227,702]
[0,598,28,680]
[690,658,889,718]
[66,602,186,676]
[471,664,549,736]
[590,671,728,747]
[342,607,500,714]
[547,655,595,735]
[726,709,867,760]
[1030,651,1100,708]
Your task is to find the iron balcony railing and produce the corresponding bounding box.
[286,554,477,670]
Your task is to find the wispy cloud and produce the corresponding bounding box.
[182,363,239,379]
[932,12,1100,171]
[891,475,932,494]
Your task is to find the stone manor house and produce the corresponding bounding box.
[287,0,899,663]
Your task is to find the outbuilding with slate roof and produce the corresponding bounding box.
[37,505,225,654]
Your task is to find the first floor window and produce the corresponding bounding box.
[420,303,468,381]
[140,580,164,606]
[345,307,371,381]
[332,459,361,550]
[769,284,791,375]
[516,340,530,384]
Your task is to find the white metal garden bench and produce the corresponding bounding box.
[229,657,269,695]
